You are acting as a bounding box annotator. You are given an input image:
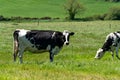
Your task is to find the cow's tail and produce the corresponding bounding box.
[13,30,19,62]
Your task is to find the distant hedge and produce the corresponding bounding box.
[0,16,60,22]
[104,0,120,2]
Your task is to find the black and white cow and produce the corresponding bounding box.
[13,29,74,63]
[95,31,120,60]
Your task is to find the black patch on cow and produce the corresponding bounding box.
[113,32,120,44]
[25,30,65,50]
[102,36,114,51]
[53,32,65,47]
[29,38,35,44]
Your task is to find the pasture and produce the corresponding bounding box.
[0,0,120,18]
[0,21,120,80]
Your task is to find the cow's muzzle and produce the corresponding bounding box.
[64,42,69,45]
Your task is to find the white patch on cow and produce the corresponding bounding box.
[18,29,30,37]
[63,30,69,45]
[51,32,56,38]
[17,29,39,52]
[51,46,61,55]
[95,48,104,59]
[46,45,51,51]
[65,33,69,45]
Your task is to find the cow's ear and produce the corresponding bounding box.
[70,32,74,36]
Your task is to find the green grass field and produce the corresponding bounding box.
[0,0,120,18]
[0,0,120,80]
[0,21,120,80]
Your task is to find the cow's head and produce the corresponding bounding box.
[63,30,74,45]
[95,48,105,59]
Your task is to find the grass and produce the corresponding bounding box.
[0,0,65,18]
[0,0,120,18]
[0,0,120,79]
[0,21,120,80]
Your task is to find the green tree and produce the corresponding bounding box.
[64,0,85,20]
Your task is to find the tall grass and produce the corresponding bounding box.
[0,21,120,80]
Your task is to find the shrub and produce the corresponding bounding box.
[0,15,4,21]
[40,16,51,20]
[104,0,120,2]
[64,0,85,20]
[104,7,120,20]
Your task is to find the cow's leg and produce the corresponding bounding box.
[111,51,114,60]
[115,47,120,60]
[110,47,115,60]
[49,46,60,62]
[49,52,54,62]
[13,40,19,62]
[18,46,25,63]
[18,49,24,63]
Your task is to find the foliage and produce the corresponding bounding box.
[0,15,59,22]
[104,6,120,20]
[64,0,85,20]
[82,6,120,21]
[83,14,105,21]
[104,0,120,2]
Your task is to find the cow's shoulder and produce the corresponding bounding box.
[55,31,63,36]
[25,30,38,39]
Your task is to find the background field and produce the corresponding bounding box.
[0,21,120,80]
[0,0,120,18]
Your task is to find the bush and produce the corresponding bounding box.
[64,0,85,20]
[40,16,51,20]
[104,7,120,20]
[104,0,120,2]
[0,15,4,20]
[82,14,106,21]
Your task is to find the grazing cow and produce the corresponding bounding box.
[13,29,74,63]
[95,31,120,60]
